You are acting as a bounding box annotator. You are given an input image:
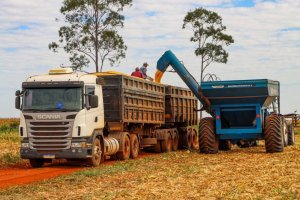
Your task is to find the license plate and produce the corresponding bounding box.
[43,154,55,159]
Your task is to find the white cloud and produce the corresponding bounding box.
[0,0,299,117]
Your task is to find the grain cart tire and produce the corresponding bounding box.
[161,132,172,153]
[199,117,218,154]
[282,119,288,147]
[288,125,295,145]
[154,141,162,153]
[191,129,198,150]
[219,140,232,151]
[264,115,284,153]
[87,137,103,167]
[183,131,192,149]
[172,130,179,151]
[130,134,139,159]
[117,135,131,160]
[29,159,45,168]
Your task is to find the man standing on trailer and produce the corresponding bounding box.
[140,62,153,81]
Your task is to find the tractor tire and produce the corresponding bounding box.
[199,117,218,154]
[117,135,131,160]
[172,130,179,151]
[219,140,232,151]
[161,133,172,153]
[288,124,295,145]
[29,159,45,168]
[130,134,139,159]
[87,137,103,167]
[264,115,284,153]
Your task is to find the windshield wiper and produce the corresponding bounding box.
[39,108,79,112]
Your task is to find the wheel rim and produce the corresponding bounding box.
[93,140,101,163]
[283,123,288,144]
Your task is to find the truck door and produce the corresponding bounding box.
[85,85,102,132]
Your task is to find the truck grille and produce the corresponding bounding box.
[28,121,73,150]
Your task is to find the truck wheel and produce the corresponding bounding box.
[87,137,102,167]
[29,159,45,168]
[191,129,198,150]
[117,135,131,160]
[219,140,231,151]
[282,119,288,147]
[199,117,218,154]
[130,134,139,159]
[161,133,172,153]
[288,125,295,145]
[264,115,284,153]
[172,130,179,151]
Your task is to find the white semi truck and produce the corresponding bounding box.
[15,68,198,167]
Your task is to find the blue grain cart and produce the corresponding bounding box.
[155,50,295,153]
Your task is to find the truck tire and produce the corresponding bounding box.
[161,133,172,153]
[264,115,284,153]
[199,117,218,154]
[219,140,231,151]
[29,159,45,168]
[130,134,139,159]
[191,129,198,150]
[172,130,179,151]
[87,137,102,167]
[288,125,295,145]
[117,135,131,160]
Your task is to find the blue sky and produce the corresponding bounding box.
[0,0,300,117]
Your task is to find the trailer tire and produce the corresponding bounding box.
[288,125,295,145]
[264,115,284,153]
[29,159,45,168]
[199,117,218,154]
[161,133,172,153]
[130,134,139,159]
[172,130,179,151]
[87,137,103,167]
[191,129,198,150]
[183,131,192,149]
[117,135,131,160]
[219,140,231,151]
[154,140,161,153]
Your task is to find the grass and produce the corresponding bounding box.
[1,136,300,200]
[0,131,22,166]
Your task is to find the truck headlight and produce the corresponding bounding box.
[71,142,86,148]
[21,143,29,148]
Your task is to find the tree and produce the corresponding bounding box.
[183,8,234,81]
[49,0,132,72]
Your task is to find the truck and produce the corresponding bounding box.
[15,69,198,167]
[155,50,295,153]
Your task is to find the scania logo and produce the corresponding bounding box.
[36,114,62,120]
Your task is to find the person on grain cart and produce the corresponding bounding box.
[140,62,153,81]
[131,67,143,78]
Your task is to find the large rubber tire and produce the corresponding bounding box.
[191,129,198,150]
[264,115,284,153]
[130,134,139,159]
[29,159,45,168]
[117,135,131,160]
[288,125,295,145]
[161,133,172,153]
[172,130,179,151]
[199,117,218,154]
[182,131,192,149]
[87,137,103,167]
[219,140,232,151]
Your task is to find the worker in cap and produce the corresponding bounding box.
[140,62,149,79]
[131,67,143,78]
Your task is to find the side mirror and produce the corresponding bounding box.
[15,96,21,110]
[15,90,21,96]
[89,95,98,109]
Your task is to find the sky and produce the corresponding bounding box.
[0,0,299,117]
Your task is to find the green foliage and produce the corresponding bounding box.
[183,8,234,80]
[49,0,132,72]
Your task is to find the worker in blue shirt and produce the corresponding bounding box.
[140,62,148,79]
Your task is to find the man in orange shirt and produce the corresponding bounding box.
[131,67,143,78]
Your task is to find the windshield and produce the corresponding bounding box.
[22,88,82,111]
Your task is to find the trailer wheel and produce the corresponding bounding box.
[117,135,131,160]
[130,134,139,159]
[219,140,231,151]
[288,125,295,145]
[172,130,179,151]
[199,117,218,154]
[191,129,198,150]
[264,115,284,153]
[183,131,192,149]
[87,137,103,167]
[161,133,172,153]
[29,159,45,168]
